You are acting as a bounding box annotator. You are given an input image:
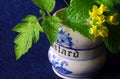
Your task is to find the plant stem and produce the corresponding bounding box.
[47,11,51,16]
[37,17,43,21]
[64,0,69,6]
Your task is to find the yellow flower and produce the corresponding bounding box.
[89,20,94,26]
[96,15,105,25]
[89,25,96,35]
[98,27,109,37]
[89,4,109,39]
[107,13,119,25]
[89,4,109,18]
[89,26,99,37]
[89,25,109,38]
[89,5,97,18]
[89,4,108,26]
[99,30,108,37]
[98,4,109,15]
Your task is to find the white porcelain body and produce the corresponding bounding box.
[48,25,106,79]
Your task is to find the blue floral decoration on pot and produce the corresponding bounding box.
[56,27,73,48]
[51,55,72,75]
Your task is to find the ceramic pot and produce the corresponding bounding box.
[48,9,106,79]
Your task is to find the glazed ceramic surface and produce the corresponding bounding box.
[48,25,106,79]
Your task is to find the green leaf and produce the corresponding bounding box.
[33,21,43,43]
[14,33,33,60]
[61,0,95,39]
[22,15,37,22]
[115,0,120,3]
[96,0,120,10]
[103,25,120,53]
[42,16,61,45]
[32,0,55,12]
[96,0,114,9]
[13,15,42,60]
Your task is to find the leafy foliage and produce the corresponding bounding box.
[95,0,120,53]
[42,16,61,45]
[13,15,43,60]
[61,0,96,38]
[96,0,120,9]
[96,0,120,15]
[32,0,55,12]
[96,0,114,9]
[13,0,120,60]
[103,25,120,53]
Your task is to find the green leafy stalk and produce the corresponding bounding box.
[13,0,60,60]
[42,16,61,45]
[12,0,120,60]
[61,0,95,39]
[32,0,55,12]
[13,15,43,60]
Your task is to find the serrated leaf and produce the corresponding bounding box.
[13,15,42,60]
[33,21,43,43]
[22,15,37,22]
[32,0,55,12]
[14,33,33,59]
[61,0,95,38]
[42,16,61,45]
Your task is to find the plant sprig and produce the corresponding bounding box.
[13,0,120,60]
[13,0,61,60]
[13,15,43,60]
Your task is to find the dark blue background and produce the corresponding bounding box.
[0,0,120,79]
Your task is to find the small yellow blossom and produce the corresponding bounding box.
[107,13,119,25]
[96,15,105,25]
[89,4,108,26]
[89,4,109,39]
[98,27,109,37]
[89,25,97,35]
[89,26,100,37]
[98,4,109,15]
[89,5,97,18]
[89,20,94,26]
[89,25,109,38]
[89,4,109,18]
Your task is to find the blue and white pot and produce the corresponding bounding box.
[48,10,106,79]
